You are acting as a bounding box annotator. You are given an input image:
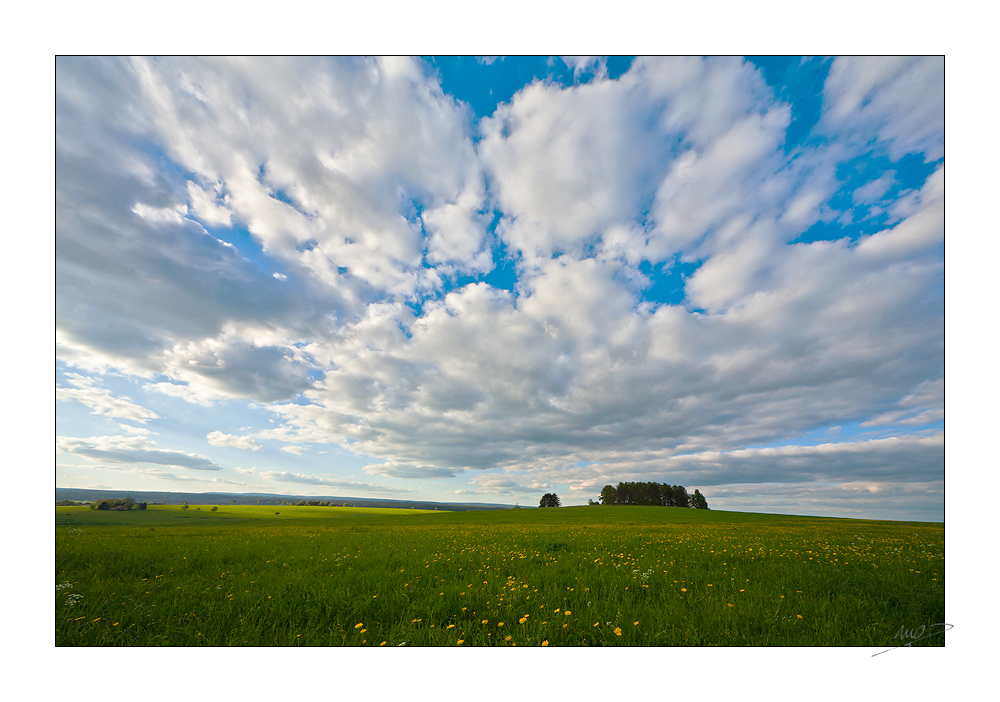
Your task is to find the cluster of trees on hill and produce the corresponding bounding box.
[599,482,709,509]
[90,497,148,511]
[539,493,561,508]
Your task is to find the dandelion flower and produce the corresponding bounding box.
[542,640,549,646]
[355,623,364,629]
[634,621,639,626]
[614,627,622,636]
[681,588,687,592]
[447,624,455,629]
[380,641,386,646]
[797,615,803,619]
[593,622,600,627]
[498,622,504,627]
[457,640,464,645]
[505,635,512,642]
[519,617,527,624]
[482,620,488,624]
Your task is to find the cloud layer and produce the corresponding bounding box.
[56,56,943,516]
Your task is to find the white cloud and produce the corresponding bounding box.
[820,56,944,161]
[185,181,232,227]
[57,433,223,471]
[852,171,896,205]
[56,374,159,423]
[206,431,261,450]
[364,462,462,479]
[259,470,407,494]
[280,445,307,455]
[131,202,186,224]
[561,56,607,80]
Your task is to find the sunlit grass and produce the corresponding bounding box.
[55,505,943,647]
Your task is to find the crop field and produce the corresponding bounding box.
[55,505,944,647]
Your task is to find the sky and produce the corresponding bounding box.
[55,56,944,520]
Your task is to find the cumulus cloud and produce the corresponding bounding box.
[57,433,222,471]
[280,445,307,455]
[820,56,944,161]
[206,431,261,450]
[56,374,159,423]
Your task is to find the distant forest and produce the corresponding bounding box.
[599,482,708,509]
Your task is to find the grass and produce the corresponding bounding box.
[55,505,944,647]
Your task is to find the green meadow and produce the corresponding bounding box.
[55,505,944,647]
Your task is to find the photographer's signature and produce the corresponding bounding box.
[872,623,953,656]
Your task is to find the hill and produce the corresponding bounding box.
[54,486,514,511]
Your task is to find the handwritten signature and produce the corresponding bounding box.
[872,623,953,656]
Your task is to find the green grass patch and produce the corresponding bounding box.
[55,505,943,647]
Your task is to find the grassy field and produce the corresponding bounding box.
[55,504,944,647]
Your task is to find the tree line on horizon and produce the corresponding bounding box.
[597,482,708,509]
[88,497,147,511]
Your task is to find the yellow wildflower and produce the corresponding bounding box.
[614,627,622,636]
[355,623,364,629]
[542,640,549,646]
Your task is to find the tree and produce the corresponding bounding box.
[539,493,561,508]
[181,502,189,510]
[673,485,690,509]
[599,485,617,505]
[210,506,218,512]
[691,489,709,510]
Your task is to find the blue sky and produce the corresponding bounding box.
[55,56,943,520]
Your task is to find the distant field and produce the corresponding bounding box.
[55,505,944,647]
